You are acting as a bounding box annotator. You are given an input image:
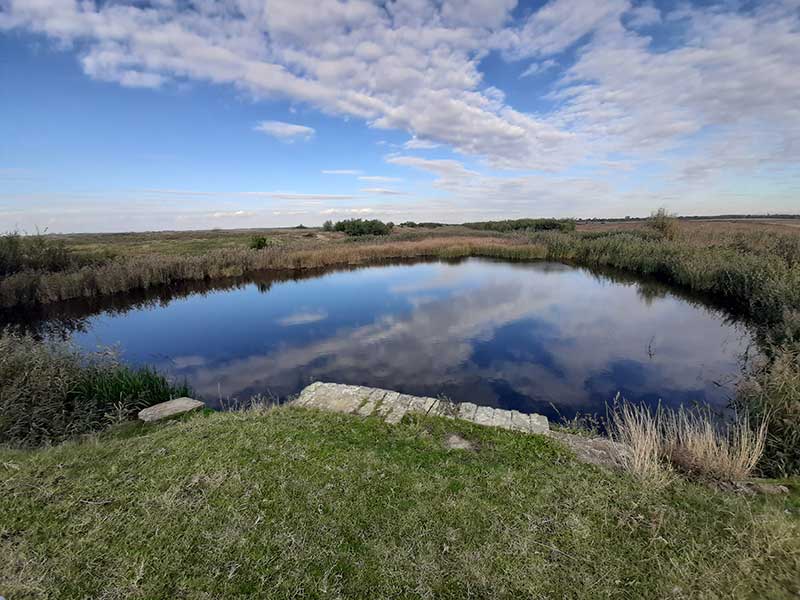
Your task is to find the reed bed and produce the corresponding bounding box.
[0,330,191,447]
[0,236,545,308]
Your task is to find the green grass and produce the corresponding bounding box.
[1,407,797,599]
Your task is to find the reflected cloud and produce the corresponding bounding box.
[155,260,752,416]
[277,310,328,326]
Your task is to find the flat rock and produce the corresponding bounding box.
[138,397,205,422]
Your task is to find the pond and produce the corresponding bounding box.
[9,259,755,421]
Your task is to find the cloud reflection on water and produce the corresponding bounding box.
[136,260,754,417]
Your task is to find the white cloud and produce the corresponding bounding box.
[360,188,406,195]
[254,120,315,141]
[625,2,661,29]
[358,175,401,182]
[209,210,256,218]
[403,137,440,150]
[143,189,355,201]
[277,310,328,326]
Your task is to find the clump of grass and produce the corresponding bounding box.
[663,407,767,480]
[609,399,673,486]
[0,330,191,447]
[609,398,767,483]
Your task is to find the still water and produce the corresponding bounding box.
[19,259,755,420]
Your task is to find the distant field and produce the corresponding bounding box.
[47,218,800,258]
[576,217,800,234]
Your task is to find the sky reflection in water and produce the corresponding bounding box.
[69,259,753,420]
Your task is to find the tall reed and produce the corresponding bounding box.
[0,330,191,447]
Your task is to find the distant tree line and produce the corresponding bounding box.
[323,219,394,236]
[398,221,446,228]
[462,218,576,233]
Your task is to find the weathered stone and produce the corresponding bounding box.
[530,413,550,434]
[407,396,437,415]
[376,391,401,417]
[458,402,479,421]
[386,394,413,424]
[509,410,531,432]
[291,383,551,437]
[138,398,204,422]
[473,406,495,427]
[492,409,513,429]
[357,388,386,416]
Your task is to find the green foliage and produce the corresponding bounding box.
[1,408,797,598]
[0,331,191,447]
[322,220,334,232]
[0,230,80,276]
[463,218,576,233]
[333,218,394,236]
[249,235,277,250]
[399,221,445,228]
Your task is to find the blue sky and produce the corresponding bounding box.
[1,0,798,232]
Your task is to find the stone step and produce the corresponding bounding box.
[138,397,205,422]
[292,382,549,435]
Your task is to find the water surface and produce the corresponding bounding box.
[12,259,754,420]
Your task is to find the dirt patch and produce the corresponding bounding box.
[444,433,477,451]
[551,431,629,470]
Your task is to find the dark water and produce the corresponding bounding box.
[8,259,755,420]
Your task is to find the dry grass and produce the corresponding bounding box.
[609,398,767,483]
[663,408,767,480]
[609,399,674,486]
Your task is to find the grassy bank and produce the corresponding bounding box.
[1,407,798,599]
[0,331,191,447]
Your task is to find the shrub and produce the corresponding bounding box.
[333,219,394,236]
[249,236,276,250]
[0,230,78,276]
[0,331,192,447]
[322,220,334,232]
[647,208,679,240]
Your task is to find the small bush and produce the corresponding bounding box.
[249,236,277,250]
[0,230,78,276]
[333,219,394,236]
[647,208,679,240]
[0,331,192,447]
[322,220,334,232]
